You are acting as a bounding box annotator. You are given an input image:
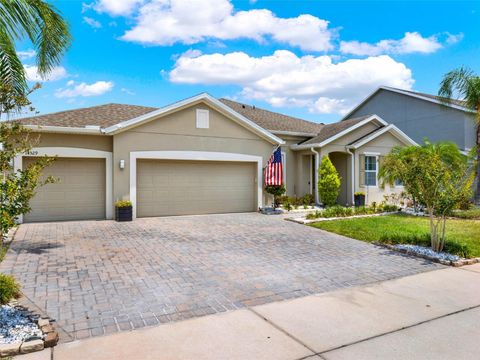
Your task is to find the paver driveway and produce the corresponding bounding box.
[0,213,443,341]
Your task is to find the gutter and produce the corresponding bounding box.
[22,125,105,135]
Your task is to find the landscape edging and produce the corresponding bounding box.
[373,242,480,267]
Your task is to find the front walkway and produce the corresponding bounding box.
[21,264,480,360]
[0,213,441,341]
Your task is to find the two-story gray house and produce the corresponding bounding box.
[343,86,476,153]
[343,86,478,202]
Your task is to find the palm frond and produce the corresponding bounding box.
[0,28,27,94]
[0,0,71,86]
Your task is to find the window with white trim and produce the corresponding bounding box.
[196,109,209,128]
[364,155,377,186]
[281,151,286,186]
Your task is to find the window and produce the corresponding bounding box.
[364,155,377,186]
[196,109,209,128]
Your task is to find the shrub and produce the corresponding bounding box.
[451,208,480,219]
[382,204,400,212]
[115,200,132,208]
[283,198,293,211]
[354,191,365,196]
[322,205,348,218]
[306,210,322,220]
[318,156,341,207]
[302,194,315,206]
[0,274,21,305]
[444,241,472,258]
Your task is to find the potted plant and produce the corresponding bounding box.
[354,192,365,207]
[115,200,133,222]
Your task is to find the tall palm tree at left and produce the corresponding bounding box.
[0,0,71,97]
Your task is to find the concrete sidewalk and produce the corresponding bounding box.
[21,264,480,360]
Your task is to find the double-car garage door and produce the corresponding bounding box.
[24,157,256,222]
[23,157,106,222]
[136,160,256,217]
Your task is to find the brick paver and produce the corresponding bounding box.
[0,213,443,341]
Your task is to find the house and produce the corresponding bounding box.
[342,86,476,154]
[14,93,416,223]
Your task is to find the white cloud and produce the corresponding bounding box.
[83,16,102,28]
[93,0,334,51]
[18,49,36,60]
[445,32,464,44]
[94,0,144,16]
[55,80,114,98]
[340,32,443,56]
[121,87,135,95]
[24,65,67,82]
[170,50,414,114]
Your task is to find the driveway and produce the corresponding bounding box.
[0,213,442,342]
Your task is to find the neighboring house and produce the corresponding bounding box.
[13,93,416,223]
[342,86,476,153]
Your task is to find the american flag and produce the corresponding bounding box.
[264,147,283,186]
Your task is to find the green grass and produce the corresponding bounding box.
[310,214,480,258]
[0,244,8,263]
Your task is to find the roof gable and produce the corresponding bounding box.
[348,124,418,149]
[291,115,388,150]
[104,93,284,144]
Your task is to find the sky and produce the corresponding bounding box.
[19,0,480,124]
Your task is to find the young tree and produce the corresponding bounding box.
[438,67,480,203]
[318,155,341,207]
[379,141,475,253]
[0,85,56,241]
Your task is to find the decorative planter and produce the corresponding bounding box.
[354,194,365,207]
[115,206,132,222]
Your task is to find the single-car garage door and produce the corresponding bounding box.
[23,157,106,222]
[137,160,256,217]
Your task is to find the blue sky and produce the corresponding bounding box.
[20,0,480,124]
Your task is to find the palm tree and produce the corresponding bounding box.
[0,0,71,96]
[439,67,480,204]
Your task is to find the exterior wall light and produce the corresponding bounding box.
[119,160,125,170]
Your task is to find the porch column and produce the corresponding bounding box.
[311,148,320,205]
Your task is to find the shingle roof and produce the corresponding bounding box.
[15,103,158,128]
[300,115,373,145]
[219,98,324,134]
[388,87,468,108]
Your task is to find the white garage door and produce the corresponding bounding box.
[23,157,106,222]
[137,159,256,217]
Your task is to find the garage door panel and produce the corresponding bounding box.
[23,157,106,222]
[137,160,256,217]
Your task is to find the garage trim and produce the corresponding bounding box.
[14,147,113,222]
[130,151,263,219]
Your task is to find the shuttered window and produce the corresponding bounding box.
[364,155,377,186]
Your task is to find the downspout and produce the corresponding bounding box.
[310,147,320,205]
[346,146,355,205]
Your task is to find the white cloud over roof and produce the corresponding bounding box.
[170,50,414,115]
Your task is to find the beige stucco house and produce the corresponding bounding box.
[14,93,416,223]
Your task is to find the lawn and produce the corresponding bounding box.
[310,214,480,258]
